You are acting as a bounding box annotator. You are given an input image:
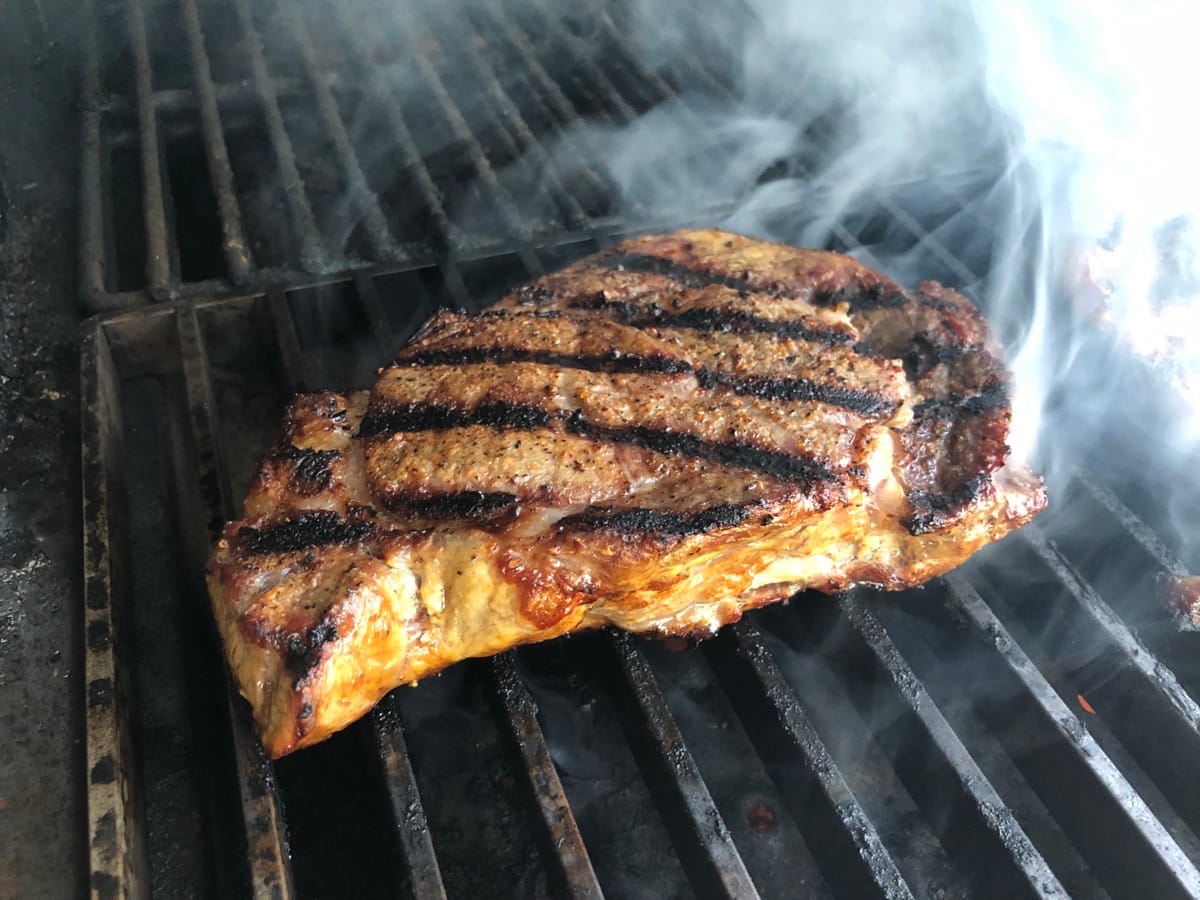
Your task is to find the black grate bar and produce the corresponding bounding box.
[80,0,116,308]
[607,633,759,900]
[490,654,605,899]
[1019,526,1200,732]
[431,7,591,233]
[523,0,639,123]
[125,0,172,296]
[178,0,254,285]
[278,4,406,262]
[395,19,544,275]
[371,695,448,900]
[942,571,1200,897]
[323,0,460,249]
[82,324,148,899]
[473,0,616,208]
[175,304,296,899]
[705,620,915,899]
[228,0,326,272]
[266,289,309,394]
[1070,467,1190,578]
[354,272,399,359]
[839,593,1068,898]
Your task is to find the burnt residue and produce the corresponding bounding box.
[237,511,374,556]
[397,346,692,376]
[899,333,970,381]
[711,371,898,418]
[904,474,991,535]
[87,678,113,709]
[359,401,552,438]
[384,490,519,520]
[89,755,116,785]
[572,294,855,347]
[276,446,340,495]
[284,616,340,684]
[559,502,754,537]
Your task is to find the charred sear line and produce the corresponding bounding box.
[810,282,907,311]
[276,446,339,495]
[904,474,990,535]
[709,371,898,417]
[564,411,842,483]
[397,347,691,376]
[572,295,854,346]
[914,383,1009,420]
[900,335,972,380]
[359,401,551,438]
[238,511,373,555]
[383,490,518,520]
[603,251,759,292]
[560,502,754,537]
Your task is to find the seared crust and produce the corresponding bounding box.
[207,229,1046,757]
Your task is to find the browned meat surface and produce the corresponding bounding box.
[207,229,1046,757]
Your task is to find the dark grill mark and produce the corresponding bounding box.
[810,282,907,311]
[900,334,971,381]
[602,251,908,313]
[904,474,991,535]
[710,372,898,418]
[914,383,1009,420]
[565,411,842,484]
[572,295,854,346]
[383,491,519,519]
[359,401,552,438]
[361,402,842,484]
[238,511,374,555]
[397,347,692,376]
[559,503,754,537]
[278,446,339,495]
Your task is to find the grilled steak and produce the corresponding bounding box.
[208,229,1046,757]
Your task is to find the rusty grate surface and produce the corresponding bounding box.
[83,218,1200,897]
[79,0,755,311]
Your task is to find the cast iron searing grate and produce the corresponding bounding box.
[84,214,1200,898]
[79,0,763,311]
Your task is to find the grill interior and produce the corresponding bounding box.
[80,0,1200,898]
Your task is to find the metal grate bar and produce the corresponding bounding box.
[81,0,117,309]
[1019,526,1200,732]
[353,272,398,359]
[82,323,148,899]
[228,0,326,272]
[473,0,616,207]
[1071,467,1190,578]
[323,0,460,250]
[394,19,544,275]
[942,571,1200,896]
[174,304,296,899]
[125,0,172,296]
[491,654,605,899]
[607,633,759,900]
[521,0,639,123]
[429,7,591,233]
[839,593,1068,898]
[278,3,405,262]
[705,620,915,899]
[371,694,447,900]
[178,0,255,285]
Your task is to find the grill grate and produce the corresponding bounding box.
[80,0,1200,897]
[84,243,1200,899]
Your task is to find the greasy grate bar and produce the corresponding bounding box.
[82,238,1200,899]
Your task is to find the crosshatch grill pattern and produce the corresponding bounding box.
[85,228,1200,898]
